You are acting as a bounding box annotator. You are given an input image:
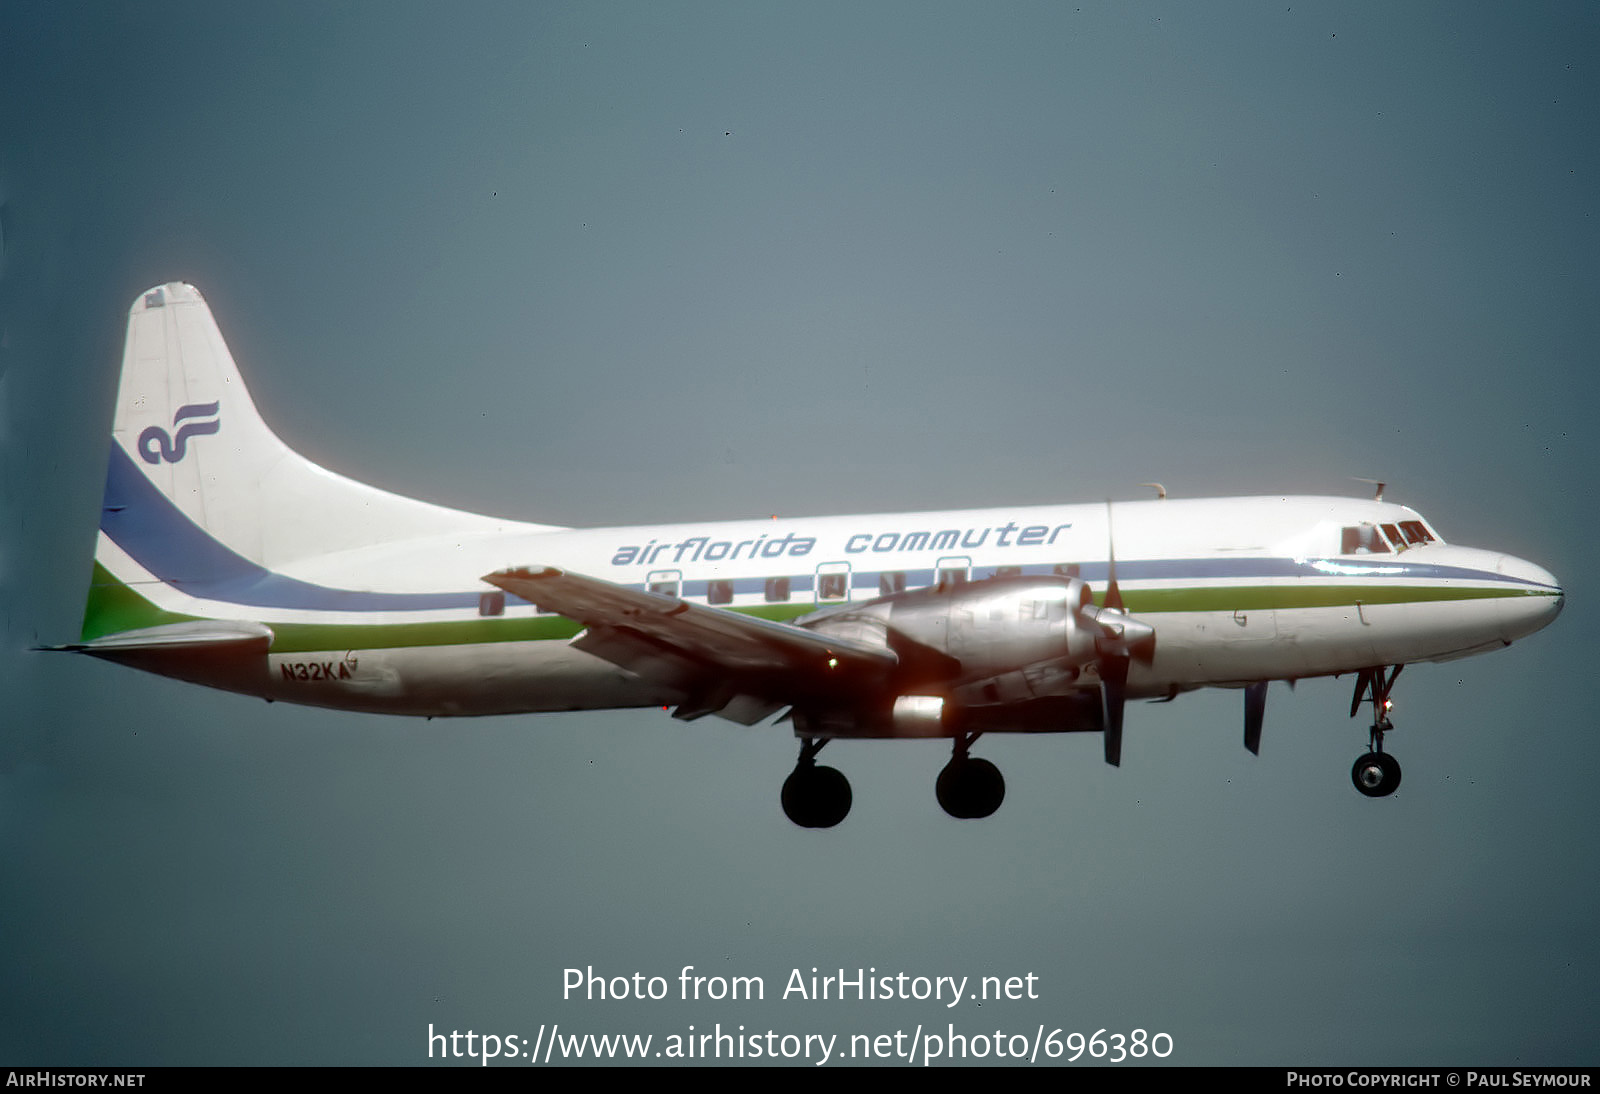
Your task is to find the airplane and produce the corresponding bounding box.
[55,282,1565,827]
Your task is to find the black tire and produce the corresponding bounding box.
[782,764,852,828]
[1351,751,1402,797]
[936,757,1006,819]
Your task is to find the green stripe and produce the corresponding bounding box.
[1104,584,1551,614]
[80,567,1551,654]
[81,562,197,641]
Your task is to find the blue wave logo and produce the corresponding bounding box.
[138,402,221,465]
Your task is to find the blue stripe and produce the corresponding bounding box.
[100,445,480,611]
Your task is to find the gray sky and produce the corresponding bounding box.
[2,1,1596,1065]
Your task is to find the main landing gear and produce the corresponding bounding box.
[781,738,852,828]
[1349,665,1404,798]
[936,733,1005,819]
[780,733,1010,827]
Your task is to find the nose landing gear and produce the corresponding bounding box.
[1349,666,1404,798]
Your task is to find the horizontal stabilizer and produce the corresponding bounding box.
[62,620,274,656]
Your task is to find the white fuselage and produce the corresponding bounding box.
[93,492,1561,721]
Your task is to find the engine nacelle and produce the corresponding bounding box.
[793,574,1155,738]
[885,574,1100,684]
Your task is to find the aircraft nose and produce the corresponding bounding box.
[1495,554,1563,641]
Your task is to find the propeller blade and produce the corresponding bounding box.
[1244,681,1266,755]
[1104,500,1125,612]
[1100,651,1128,767]
[1084,500,1152,764]
[1104,576,1124,613]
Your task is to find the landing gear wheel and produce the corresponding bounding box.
[1351,751,1402,798]
[782,764,852,828]
[936,757,1006,819]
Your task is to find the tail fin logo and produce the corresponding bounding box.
[138,402,221,465]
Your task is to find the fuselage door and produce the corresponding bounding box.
[815,562,852,606]
[646,569,682,597]
[935,555,971,589]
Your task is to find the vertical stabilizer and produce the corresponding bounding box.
[85,284,559,641]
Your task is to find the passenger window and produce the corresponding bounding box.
[994,566,1022,579]
[647,569,682,597]
[1053,563,1080,578]
[818,573,848,600]
[879,571,907,596]
[764,577,791,603]
[707,580,733,605]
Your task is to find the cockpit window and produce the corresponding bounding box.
[1380,523,1405,550]
[1398,520,1435,546]
[1340,525,1391,554]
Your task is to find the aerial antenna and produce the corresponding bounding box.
[1138,482,1167,499]
[1353,478,1386,502]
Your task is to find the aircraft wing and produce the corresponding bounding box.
[483,566,898,724]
